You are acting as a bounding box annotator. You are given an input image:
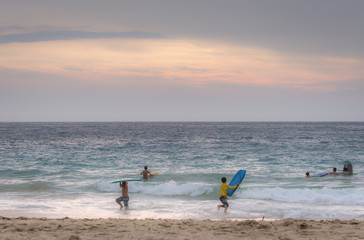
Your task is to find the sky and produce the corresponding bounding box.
[1,0,364,121]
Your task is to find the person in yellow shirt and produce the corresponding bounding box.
[217,177,239,213]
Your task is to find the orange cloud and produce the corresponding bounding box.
[0,38,363,91]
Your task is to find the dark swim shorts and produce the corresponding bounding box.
[219,195,229,208]
[116,196,129,207]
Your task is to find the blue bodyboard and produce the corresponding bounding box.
[112,179,142,183]
[312,172,329,177]
[227,170,246,197]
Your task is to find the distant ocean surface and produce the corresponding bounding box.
[0,122,363,220]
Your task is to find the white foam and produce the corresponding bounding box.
[96,180,215,197]
[237,187,364,205]
[131,181,214,197]
[95,181,120,192]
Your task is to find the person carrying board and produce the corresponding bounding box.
[217,177,239,213]
[115,180,129,209]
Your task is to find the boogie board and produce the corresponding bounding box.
[150,171,160,175]
[312,172,329,177]
[227,170,246,197]
[112,179,142,183]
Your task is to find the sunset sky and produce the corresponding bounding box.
[1,0,363,121]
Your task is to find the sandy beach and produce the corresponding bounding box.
[1,217,363,240]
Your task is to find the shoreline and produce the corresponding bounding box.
[1,216,363,240]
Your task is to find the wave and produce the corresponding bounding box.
[95,181,364,205]
[237,187,364,205]
[0,169,44,178]
[133,181,215,197]
[1,181,55,192]
[96,180,216,197]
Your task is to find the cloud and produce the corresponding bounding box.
[1,65,363,121]
[0,30,165,44]
[1,37,363,93]
[2,1,363,57]
[0,26,27,34]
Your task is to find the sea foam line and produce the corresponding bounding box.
[96,181,215,197]
[237,187,364,205]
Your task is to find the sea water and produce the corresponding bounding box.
[0,122,363,220]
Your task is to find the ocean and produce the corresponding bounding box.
[0,122,363,220]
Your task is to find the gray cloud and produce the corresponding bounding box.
[120,0,364,58]
[0,26,27,33]
[0,30,165,44]
[1,1,363,57]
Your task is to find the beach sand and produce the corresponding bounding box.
[1,217,363,240]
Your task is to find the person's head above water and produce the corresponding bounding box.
[306,172,310,176]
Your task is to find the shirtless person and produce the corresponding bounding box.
[341,167,351,175]
[329,167,340,175]
[115,180,129,209]
[140,166,153,179]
